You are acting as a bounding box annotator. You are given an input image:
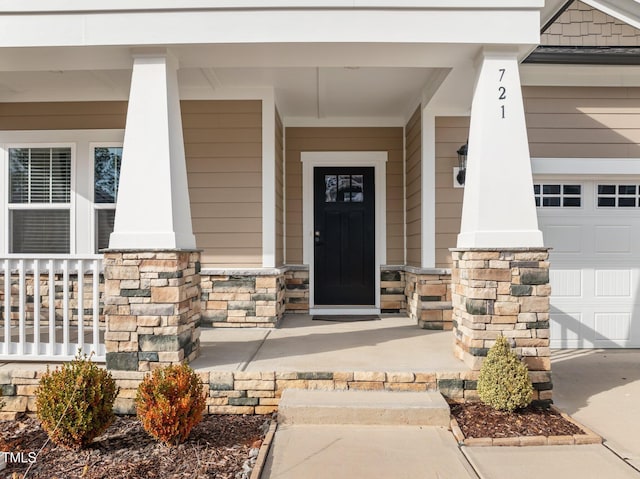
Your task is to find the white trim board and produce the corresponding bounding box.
[301,151,388,313]
[531,158,640,176]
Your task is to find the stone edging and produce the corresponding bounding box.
[450,406,602,446]
[250,420,277,479]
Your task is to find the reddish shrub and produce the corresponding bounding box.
[136,363,206,446]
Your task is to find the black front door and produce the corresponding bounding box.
[314,167,375,305]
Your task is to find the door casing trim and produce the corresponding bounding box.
[301,151,388,314]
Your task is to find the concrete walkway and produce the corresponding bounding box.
[264,425,478,479]
[552,349,640,471]
[261,348,640,479]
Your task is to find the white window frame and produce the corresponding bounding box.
[596,182,640,209]
[3,142,76,255]
[533,182,583,209]
[0,130,125,256]
[90,142,123,253]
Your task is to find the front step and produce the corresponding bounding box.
[277,389,450,427]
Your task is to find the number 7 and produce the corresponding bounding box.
[499,68,506,82]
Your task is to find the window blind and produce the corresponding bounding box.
[8,147,72,254]
[11,210,70,254]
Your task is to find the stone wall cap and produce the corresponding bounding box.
[282,264,309,271]
[380,264,452,275]
[201,267,286,276]
[449,247,552,252]
[102,248,203,253]
[403,265,452,275]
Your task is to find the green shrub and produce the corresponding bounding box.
[136,363,206,447]
[477,336,533,412]
[35,353,118,449]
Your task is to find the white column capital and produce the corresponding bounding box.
[109,51,196,250]
[457,52,543,249]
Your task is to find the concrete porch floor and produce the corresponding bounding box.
[190,314,469,373]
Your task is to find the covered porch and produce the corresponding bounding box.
[0,1,556,414]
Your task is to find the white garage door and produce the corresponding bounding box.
[536,180,640,348]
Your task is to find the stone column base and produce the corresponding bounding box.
[451,249,552,402]
[103,250,201,371]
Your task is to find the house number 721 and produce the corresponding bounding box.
[498,68,506,119]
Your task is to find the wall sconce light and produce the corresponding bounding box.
[453,142,468,188]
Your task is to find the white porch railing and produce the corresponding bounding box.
[0,255,105,362]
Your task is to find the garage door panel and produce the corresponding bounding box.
[549,269,582,297]
[594,313,631,342]
[594,225,632,254]
[541,225,583,253]
[594,269,632,297]
[550,310,587,347]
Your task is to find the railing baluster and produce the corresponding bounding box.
[3,259,10,355]
[92,259,100,357]
[77,259,84,355]
[0,255,105,362]
[18,260,25,355]
[48,260,56,356]
[62,259,70,356]
[33,259,40,356]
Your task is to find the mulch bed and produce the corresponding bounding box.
[450,402,584,439]
[0,414,269,479]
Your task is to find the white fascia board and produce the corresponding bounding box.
[521,64,640,87]
[580,0,640,30]
[0,0,543,13]
[0,10,540,47]
[532,158,640,176]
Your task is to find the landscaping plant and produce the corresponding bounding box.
[136,363,207,446]
[35,353,118,449]
[477,335,534,412]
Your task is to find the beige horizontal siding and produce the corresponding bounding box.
[0,100,263,268]
[285,127,404,265]
[275,109,285,267]
[524,86,640,158]
[183,100,262,268]
[0,101,127,129]
[405,107,421,267]
[541,0,640,46]
[434,116,466,268]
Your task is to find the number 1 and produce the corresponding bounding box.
[501,105,505,119]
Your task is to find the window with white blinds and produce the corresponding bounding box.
[8,147,72,253]
[93,146,122,252]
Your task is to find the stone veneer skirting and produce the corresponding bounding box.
[200,269,286,328]
[103,250,201,372]
[0,367,484,418]
[451,249,553,402]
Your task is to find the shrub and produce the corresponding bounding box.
[136,363,206,446]
[35,353,118,449]
[477,336,533,412]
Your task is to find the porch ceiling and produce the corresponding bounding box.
[0,65,441,122]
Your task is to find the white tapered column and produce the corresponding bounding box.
[457,50,542,248]
[109,49,196,249]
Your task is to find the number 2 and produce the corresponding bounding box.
[498,87,506,100]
